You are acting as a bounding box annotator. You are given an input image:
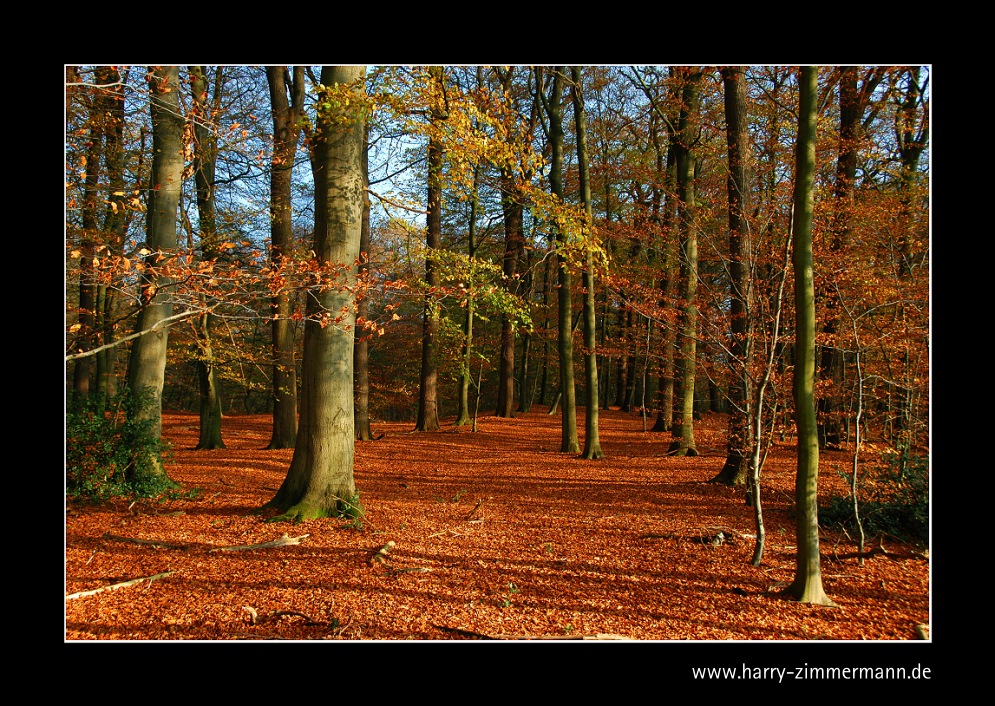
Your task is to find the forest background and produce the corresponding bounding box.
[64,65,930,649]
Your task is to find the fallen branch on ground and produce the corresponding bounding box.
[210,533,309,552]
[427,529,463,539]
[243,605,317,625]
[369,540,396,565]
[432,625,629,640]
[102,532,187,550]
[66,571,175,600]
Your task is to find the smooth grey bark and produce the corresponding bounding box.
[126,66,185,476]
[787,66,832,605]
[668,67,702,457]
[266,66,366,521]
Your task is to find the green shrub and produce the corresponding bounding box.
[336,490,365,530]
[66,389,174,502]
[820,451,929,546]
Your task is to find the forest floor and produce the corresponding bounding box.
[65,406,929,642]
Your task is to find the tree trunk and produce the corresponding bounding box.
[189,66,226,450]
[73,69,111,406]
[668,67,702,457]
[96,66,126,403]
[817,66,885,449]
[266,66,366,521]
[266,67,305,449]
[415,66,444,432]
[714,66,752,485]
[495,169,524,418]
[545,68,579,453]
[354,126,374,441]
[786,66,832,606]
[571,67,603,460]
[126,66,185,478]
[652,139,678,433]
[456,69,486,427]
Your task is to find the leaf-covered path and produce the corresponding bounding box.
[65,407,928,641]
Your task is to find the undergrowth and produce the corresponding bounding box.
[821,451,929,546]
[66,388,174,502]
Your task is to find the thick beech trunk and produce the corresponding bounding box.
[267,66,366,521]
[126,66,185,477]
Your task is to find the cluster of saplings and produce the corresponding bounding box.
[65,388,175,502]
[820,452,929,546]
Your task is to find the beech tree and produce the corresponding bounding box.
[787,66,832,605]
[668,67,703,457]
[125,65,185,475]
[265,66,367,521]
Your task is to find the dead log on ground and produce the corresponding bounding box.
[209,533,309,552]
[66,571,175,600]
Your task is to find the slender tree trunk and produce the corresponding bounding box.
[518,249,535,413]
[266,66,366,521]
[415,66,445,432]
[714,66,752,485]
[189,66,226,450]
[545,68,579,453]
[495,169,524,417]
[354,124,374,441]
[787,66,832,606]
[126,66,185,478]
[668,67,702,457]
[96,66,126,403]
[652,141,678,432]
[455,161,481,426]
[73,71,111,406]
[266,67,305,449]
[572,67,603,460]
